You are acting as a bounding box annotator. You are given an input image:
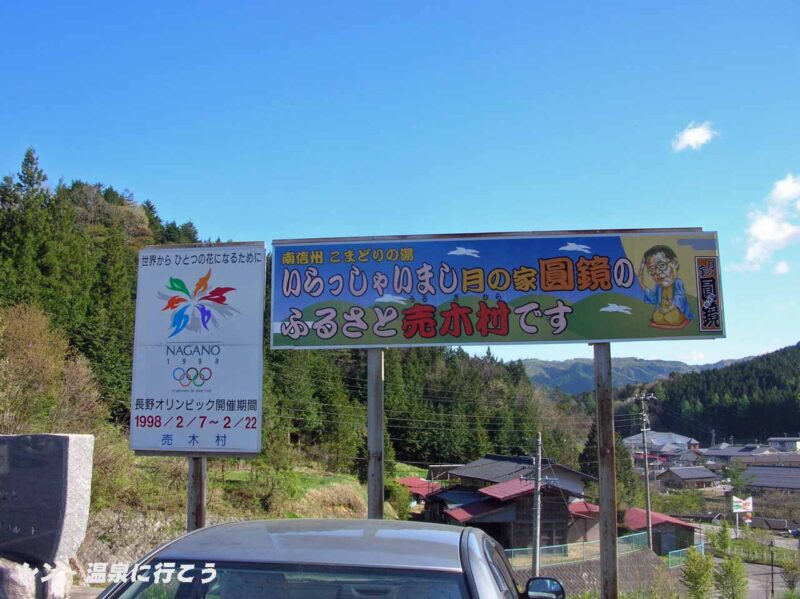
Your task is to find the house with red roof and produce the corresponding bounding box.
[567,501,601,543]
[394,476,442,506]
[623,507,698,555]
[422,454,594,549]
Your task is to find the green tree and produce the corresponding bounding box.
[615,433,637,505]
[714,556,747,599]
[713,520,732,554]
[783,557,800,592]
[579,420,599,478]
[17,147,47,192]
[725,462,748,495]
[681,547,714,599]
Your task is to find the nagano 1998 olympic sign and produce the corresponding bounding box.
[130,242,266,455]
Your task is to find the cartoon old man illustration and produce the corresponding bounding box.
[637,245,693,328]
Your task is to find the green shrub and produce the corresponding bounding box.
[385,481,411,520]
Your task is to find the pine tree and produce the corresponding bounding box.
[17,147,47,193]
[579,421,599,478]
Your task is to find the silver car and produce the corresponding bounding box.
[98,519,564,598]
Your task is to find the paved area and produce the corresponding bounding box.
[714,558,787,599]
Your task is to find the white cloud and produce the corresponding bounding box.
[689,350,706,363]
[559,242,591,254]
[448,246,480,258]
[599,303,632,315]
[774,260,790,275]
[770,173,800,206]
[672,121,718,152]
[742,172,800,270]
[374,294,408,305]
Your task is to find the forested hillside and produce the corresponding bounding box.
[523,356,741,395]
[606,344,800,444]
[656,343,800,443]
[0,149,589,496]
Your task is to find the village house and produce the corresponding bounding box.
[567,500,601,543]
[703,443,776,465]
[623,507,698,555]
[767,436,800,453]
[395,476,442,508]
[422,454,594,549]
[737,453,800,467]
[742,466,800,492]
[622,431,700,456]
[657,466,720,490]
[561,501,698,555]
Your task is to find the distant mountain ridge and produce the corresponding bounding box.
[522,356,742,394]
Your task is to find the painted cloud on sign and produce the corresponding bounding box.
[600,303,633,315]
[374,294,408,305]
[559,242,591,254]
[448,246,480,258]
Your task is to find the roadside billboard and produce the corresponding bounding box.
[732,496,753,513]
[271,229,723,349]
[131,243,266,454]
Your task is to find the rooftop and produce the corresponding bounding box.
[743,466,800,491]
[446,454,593,485]
[445,499,504,524]
[622,431,698,448]
[624,508,698,531]
[704,445,775,458]
[395,476,442,498]
[658,466,719,481]
[737,453,800,467]
[569,501,600,519]
[156,519,465,572]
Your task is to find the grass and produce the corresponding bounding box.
[712,536,797,567]
[394,462,427,478]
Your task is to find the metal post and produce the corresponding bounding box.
[593,342,618,599]
[532,432,542,576]
[187,457,207,532]
[640,393,653,551]
[367,349,385,519]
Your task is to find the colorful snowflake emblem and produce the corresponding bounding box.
[159,270,237,337]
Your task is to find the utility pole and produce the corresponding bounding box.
[639,393,654,551]
[711,428,716,448]
[532,431,542,576]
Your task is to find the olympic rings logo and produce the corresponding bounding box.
[173,367,212,387]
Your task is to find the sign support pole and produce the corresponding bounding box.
[594,342,618,599]
[187,456,207,532]
[367,349,385,519]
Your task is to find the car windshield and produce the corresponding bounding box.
[115,560,469,599]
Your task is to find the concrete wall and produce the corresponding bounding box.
[566,517,600,544]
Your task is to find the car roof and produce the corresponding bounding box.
[154,519,468,572]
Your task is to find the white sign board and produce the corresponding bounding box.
[732,496,753,513]
[130,243,266,454]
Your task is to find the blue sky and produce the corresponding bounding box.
[2,1,798,365]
